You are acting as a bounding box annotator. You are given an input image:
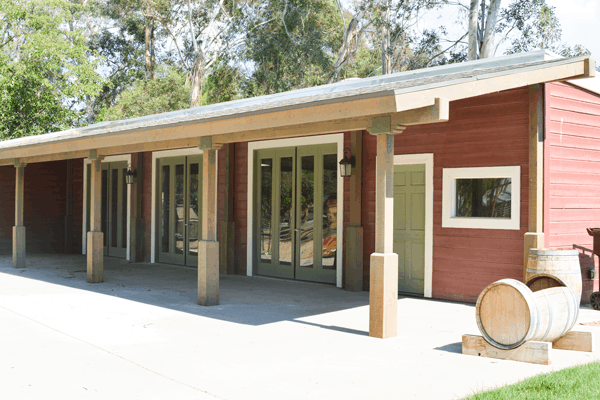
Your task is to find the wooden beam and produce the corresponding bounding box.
[198,148,219,306]
[524,84,545,271]
[0,95,398,162]
[462,334,552,365]
[553,330,596,353]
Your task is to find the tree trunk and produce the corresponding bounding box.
[382,1,391,74]
[144,11,153,79]
[468,0,480,60]
[480,0,501,59]
[189,55,204,108]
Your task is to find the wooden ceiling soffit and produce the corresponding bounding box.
[394,57,595,112]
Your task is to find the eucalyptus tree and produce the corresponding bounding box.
[0,0,104,139]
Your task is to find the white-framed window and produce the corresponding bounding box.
[442,166,521,230]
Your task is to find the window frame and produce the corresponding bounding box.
[442,166,521,230]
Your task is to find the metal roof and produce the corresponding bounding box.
[0,50,593,153]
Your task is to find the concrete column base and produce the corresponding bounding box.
[523,232,545,280]
[87,231,104,283]
[369,252,398,339]
[219,221,235,275]
[199,240,220,306]
[12,226,25,269]
[345,226,364,291]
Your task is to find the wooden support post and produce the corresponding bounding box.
[13,160,26,269]
[368,121,401,339]
[219,143,235,275]
[198,139,220,306]
[462,335,552,365]
[524,84,545,276]
[87,152,104,283]
[346,130,363,291]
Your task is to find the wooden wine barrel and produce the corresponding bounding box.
[476,279,579,350]
[525,249,582,301]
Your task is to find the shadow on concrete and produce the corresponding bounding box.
[292,320,369,336]
[435,342,463,354]
[0,251,375,327]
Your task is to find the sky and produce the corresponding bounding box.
[417,0,600,61]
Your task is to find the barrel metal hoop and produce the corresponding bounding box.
[540,289,553,342]
[526,269,581,275]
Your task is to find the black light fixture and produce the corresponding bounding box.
[125,164,136,185]
[339,147,355,178]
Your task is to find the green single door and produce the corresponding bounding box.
[394,164,426,295]
[157,155,202,266]
[254,144,338,284]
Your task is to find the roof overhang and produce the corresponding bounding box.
[0,52,595,166]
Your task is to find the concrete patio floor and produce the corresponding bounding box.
[1,254,600,400]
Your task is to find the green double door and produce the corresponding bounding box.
[394,164,426,295]
[86,161,128,258]
[255,144,338,284]
[157,155,202,267]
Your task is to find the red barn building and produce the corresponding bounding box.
[0,50,597,338]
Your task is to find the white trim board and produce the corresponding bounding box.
[393,153,434,299]
[442,166,521,230]
[247,134,344,288]
[150,148,217,264]
[82,154,132,261]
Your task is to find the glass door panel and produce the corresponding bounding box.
[108,162,127,258]
[157,155,203,266]
[186,155,202,267]
[295,144,337,284]
[255,148,295,279]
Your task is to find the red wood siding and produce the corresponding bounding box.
[360,88,530,301]
[142,151,153,262]
[544,82,600,301]
[0,161,69,253]
[233,142,248,274]
[72,159,84,253]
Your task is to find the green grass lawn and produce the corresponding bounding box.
[463,362,600,399]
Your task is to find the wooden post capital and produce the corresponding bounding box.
[13,159,26,168]
[199,136,223,150]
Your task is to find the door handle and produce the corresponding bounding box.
[295,229,300,232]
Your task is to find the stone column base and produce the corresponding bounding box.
[345,226,364,291]
[87,231,104,283]
[199,240,220,306]
[13,226,25,269]
[219,221,235,275]
[369,252,399,339]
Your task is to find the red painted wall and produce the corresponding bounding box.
[233,142,248,274]
[544,82,600,301]
[72,159,84,253]
[360,87,531,301]
[0,161,69,254]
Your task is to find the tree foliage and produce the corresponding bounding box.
[0,0,104,139]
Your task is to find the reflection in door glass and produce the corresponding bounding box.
[101,169,108,247]
[175,164,185,255]
[111,169,118,247]
[188,163,199,256]
[300,156,314,268]
[322,154,337,270]
[279,157,293,265]
[161,165,170,253]
[260,159,273,263]
[121,168,127,249]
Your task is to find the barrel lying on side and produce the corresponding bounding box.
[476,279,579,350]
[525,249,582,301]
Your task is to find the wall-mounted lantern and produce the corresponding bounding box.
[339,147,355,178]
[126,164,136,185]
